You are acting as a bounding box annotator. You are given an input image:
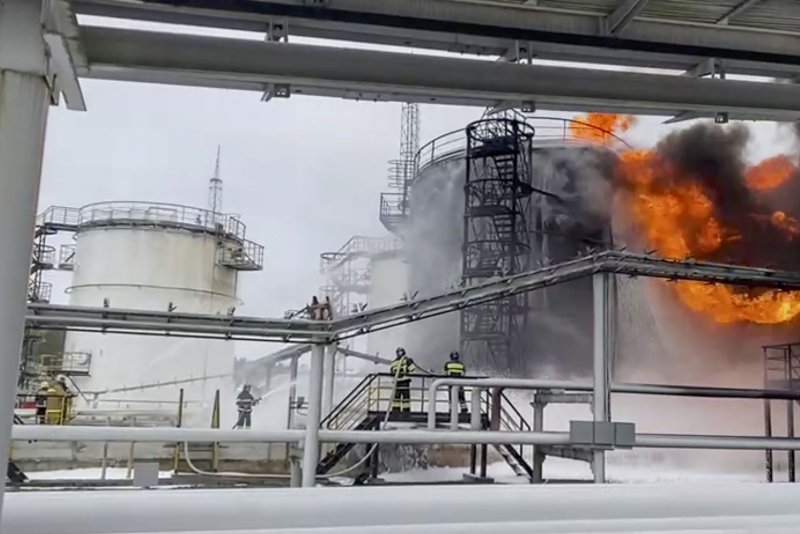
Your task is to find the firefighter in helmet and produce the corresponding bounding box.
[444,351,468,414]
[389,347,416,413]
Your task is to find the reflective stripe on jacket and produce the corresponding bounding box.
[444,361,466,377]
[390,356,416,381]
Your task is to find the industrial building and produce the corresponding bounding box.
[7,1,800,532]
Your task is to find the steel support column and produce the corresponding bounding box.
[322,344,336,418]
[592,273,611,483]
[301,344,325,487]
[532,398,546,484]
[0,0,50,519]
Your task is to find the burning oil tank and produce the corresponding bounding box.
[401,116,618,377]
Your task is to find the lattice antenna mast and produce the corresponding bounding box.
[391,102,420,190]
[208,145,223,215]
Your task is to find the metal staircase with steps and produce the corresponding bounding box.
[316,373,535,481]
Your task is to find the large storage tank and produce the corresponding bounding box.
[63,202,264,413]
[401,116,617,377]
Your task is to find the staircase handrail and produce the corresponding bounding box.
[321,373,377,428]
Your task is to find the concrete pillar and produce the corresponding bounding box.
[592,273,610,484]
[0,0,50,518]
[301,344,325,487]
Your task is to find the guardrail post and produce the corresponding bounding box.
[470,387,482,475]
[592,273,611,484]
[531,393,546,484]
[301,344,325,487]
[450,386,460,431]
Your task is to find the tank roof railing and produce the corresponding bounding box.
[414,115,632,177]
[36,201,264,250]
[77,201,249,242]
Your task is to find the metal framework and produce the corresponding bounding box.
[763,341,800,483]
[380,102,419,233]
[320,235,400,318]
[461,118,535,373]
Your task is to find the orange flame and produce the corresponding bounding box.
[605,125,800,325]
[571,113,636,144]
[745,155,795,191]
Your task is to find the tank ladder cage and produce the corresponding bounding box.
[461,117,535,374]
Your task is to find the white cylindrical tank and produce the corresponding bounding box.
[63,202,261,417]
[366,250,408,362]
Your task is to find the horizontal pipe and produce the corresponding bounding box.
[429,378,800,428]
[635,433,800,451]
[322,430,571,446]
[18,425,800,451]
[7,482,800,534]
[12,425,304,443]
[26,315,327,339]
[427,378,590,428]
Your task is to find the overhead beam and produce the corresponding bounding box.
[717,0,763,25]
[78,26,800,120]
[71,1,800,80]
[72,0,800,68]
[605,0,651,36]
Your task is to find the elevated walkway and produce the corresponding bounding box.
[316,373,535,481]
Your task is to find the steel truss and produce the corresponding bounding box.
[461,118,534,373]
[24,250,800,343]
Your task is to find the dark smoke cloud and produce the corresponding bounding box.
[627,122,800,270]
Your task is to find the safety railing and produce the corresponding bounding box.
[217,238,265,271]
[321,235,401,267]
[40,352,92,376]
[379,192,407,226]
[59,243,76,270]
[35,206,80,230]
[28,280,52,303]
[32,244,57,268]
[323,373,507,432]
[78,201,248,242]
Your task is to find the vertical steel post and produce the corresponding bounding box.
[172,388,185,473]
[323,344,336,418]
[0,1,50,517]
[470,387,482,476]
[764,347,774,483]
[789,400,796,482]
[450,386,460,430]
[531,395,545,484]
[211,389,221,472]
[592,273,610,484]
[285,354,299,465]
[301,344,325,487]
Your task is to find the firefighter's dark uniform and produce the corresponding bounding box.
[235,387,256,429]
[390,354,416,412]
[444,357,468,414]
